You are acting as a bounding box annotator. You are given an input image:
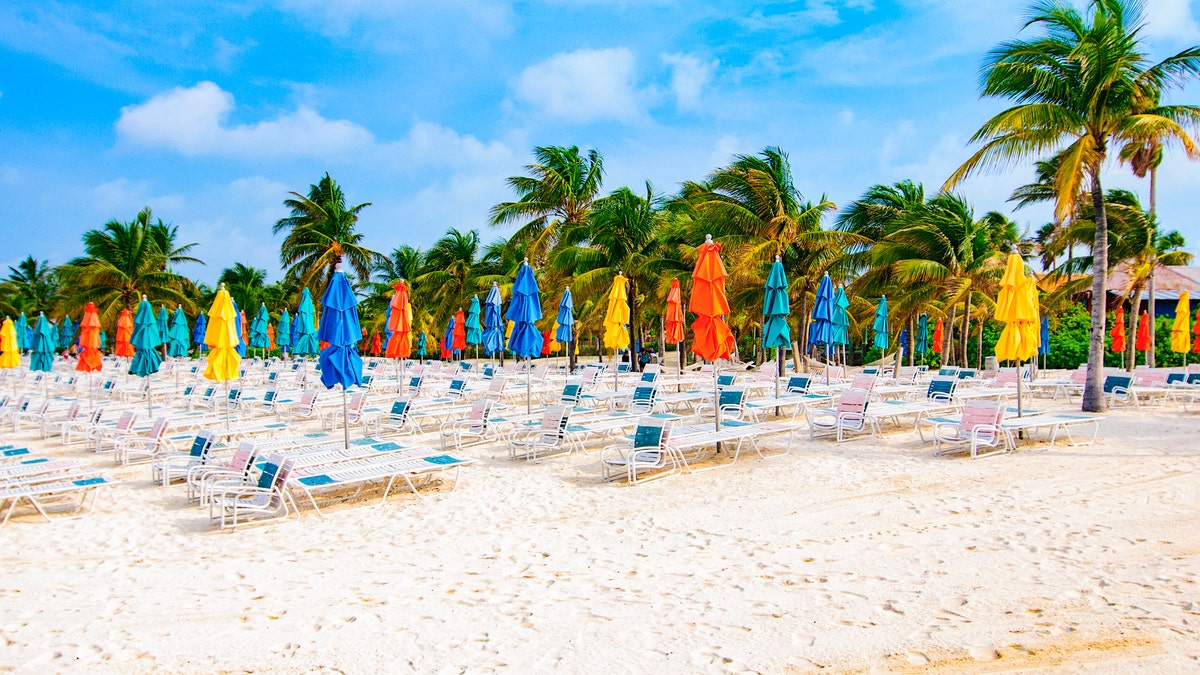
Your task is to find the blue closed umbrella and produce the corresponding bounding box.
[30,314,55,373]
[483,282,504,356]
[443,317,455,358]
[292,288,320,357]
[898,327,909,357]
[129,297,163,414]
[59,316,75,350]
[873,296,889,351]
[15,313,29,352]
[556,288,575,345]
[465,296,483,348]
[317,267,363,448]
[157,306,170,348]
[193,314,207,353]
[915,314,929,354]
[276,309,292,356]
[809,273,834,351]
[168,306,190,357]
[1038,316,1050,356]
[831,287,850,348]
[507,261,543,412]
[232,300,247,358]
[249,304,270,353]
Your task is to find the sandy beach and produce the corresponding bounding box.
[2,395,1199,674]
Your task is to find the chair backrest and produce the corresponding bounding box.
[1103,374,1133,393]
[1166,372,1185,385]
[927,376,957,400]
[85,408,103,425]
[938,366,960,377]
[148,417,169,441]
[1070,367,1089,384]
[699,364,714,374]
[115,411,137,432]
[632,417,671,450]
[187,431,215,459]
[62,400,82,421]
[228,442,258,477]
[960,400,1004,431]
[849,374,876,392]
[560,379,583,406]
[540,405,571,440]
[1188,372,1200,385]
[486,376,507,398]
[957,369,977,379]
[407,375,424,394]
[895,366,917,384]
[994,368,1019,386]
[836,390,869,415]
[716,374,735,388]
[449,378,467,396]
[863,366,878,375]
[389,398,411,425]
[228,388,242,403]
[630,386,657,414]
[640,370,659,383]
[460,361,472,371]
[347,393,366,419]
[1136,370,1168,387]
[786,376,811,394]
[183,385,195,397]
[468,399,493,428]
[262,389,277,406]
[718,387,745,408]
[616,362,630,373]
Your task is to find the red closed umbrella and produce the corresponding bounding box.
[1192,307,1200,354]
[452,309,467,351]
[1110,306,1126,353]
[76,303,103,373]
[114,308,135,357]
[932,318,944,351]
[1135,311,1150,351]
[541,330,553,356]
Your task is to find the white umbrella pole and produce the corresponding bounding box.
[526,357,532,415]
[613,349,619,391]
[224,380,231,429]
[146,376,153,417]
[342,385,350,449]
[713,362,721,433]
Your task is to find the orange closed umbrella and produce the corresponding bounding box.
[689,235,733,362]
[932,318,944,351]
[76,303,103,373]
[1193,307,1200,354]
[268,323,277,351]
[1135,311,1150,351]
[665,279,684,344]
[386,282,413,359]
[1110,306,1126,354]
[370,332,381,356]
[114,308,135,357]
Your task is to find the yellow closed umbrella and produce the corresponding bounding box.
[1171,292,1191,363]
[0,318,19,369]
[204,285,242,425]
[603,274,631,389]
[994,254,1039,418]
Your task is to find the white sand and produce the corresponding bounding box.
[2,399,1199,674]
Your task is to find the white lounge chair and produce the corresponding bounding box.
[932,399,1008,458]
[600,417,675,485]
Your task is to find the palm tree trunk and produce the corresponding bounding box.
[1082,167,1109,413]
[961,294,972,368]
[628,278,639,372]
[1146,164,1158,368]
[1125,296,1137,371]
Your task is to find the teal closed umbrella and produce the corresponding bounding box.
[59,316,75,350]
[168,306,190,358]
[30,313,56,373]
[761,257,791,397]
[276,309,292,358]
[249,304,270,356]
[15,313,29,352]
[129,296,163,415]
[915,314,929,355]
[873,296,889,351]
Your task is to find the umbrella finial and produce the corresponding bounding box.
[775,255,781,262]
[705,233,713,243]
[219,283,225,289]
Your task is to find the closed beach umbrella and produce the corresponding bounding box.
[808,272,833,352]
[690,235,734,432]
[204,285,241,426]
[369,333,381,356]
[417,332,427,359]
[59,316,75,350]
[831,287,851,366]
[115,309,135,357]
[603,273,631,381]
[276,309,292,357]
[1170,293,1191,361]
[268,324,277,351]
[507,260,543,412]
[1193,307,1200,354]
[915,314,929,355]
[292,288,320,357]
[76,303,103,374]
[385,282,413,359]
[249,304,271,355]
[0,319,19,371]
[317,266,363,448]
[14,313,29,352]
[1135,312,1150,352]
[872,297,889,351]
[129,296,163,415]
[100,330,107,350]
[1038,315,1051,364]
[542,330,553,356]
[193,312,208,354]
[235,307,248,358]
[994,254,1040,417]
[483,282,504,357]
[453,309,467,352]
[762,258,791,397]
[466,296,483,348]
[933,318,944,353]
[157,306,170,349]
[898,327,909,357]
[664,279,684,377]
[50,322,60,355]
[441,318,454,360]
[168,306,190,358]
[30,314,55,374]
[1111,306,1126,354]
[556,288,575,370]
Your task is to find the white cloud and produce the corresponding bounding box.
[92,178,186,216]
[1143,0,1200,41]
[513,47,644,123]
[661,53,717,111]
[116,82,374,158]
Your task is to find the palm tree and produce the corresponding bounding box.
[551,182,663,370]
[5,256,58,316]
[945,0,1200,412]
[219,263,268,312]
[415,228,487,329]
[273,173,380,290]
[489,146,604,263]
[58,207,201,324]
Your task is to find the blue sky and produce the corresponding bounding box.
[2,0,1199,285]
